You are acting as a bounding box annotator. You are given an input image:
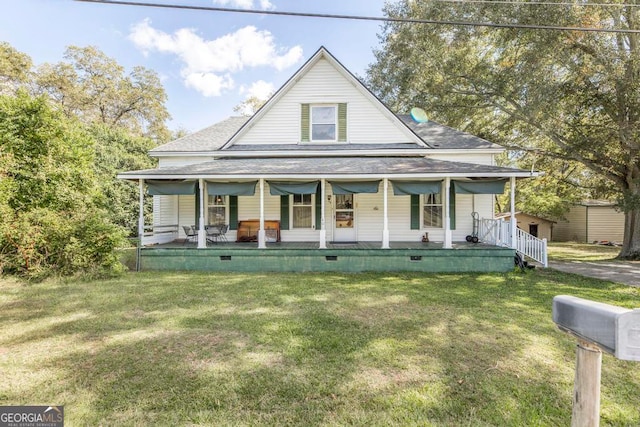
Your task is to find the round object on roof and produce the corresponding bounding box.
[410,107,429,123]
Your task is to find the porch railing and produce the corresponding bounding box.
[479,218,548,267]
[141,224,179,246]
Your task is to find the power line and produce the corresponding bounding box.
[432,0,640,7]
[74,0,640,33]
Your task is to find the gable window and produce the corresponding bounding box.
[311,105,337,141]
[423,193,443,228]
[301,103,347,142]
[292,194,313,228]
[208,195,227,225]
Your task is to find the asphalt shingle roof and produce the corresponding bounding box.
[149,115,503,153]
[120,157,531,178]
[398,115,502,150]
[150,116,249,153]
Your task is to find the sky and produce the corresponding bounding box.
[1,0,388,133]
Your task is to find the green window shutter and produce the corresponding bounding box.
[301,104,310,142]
[449,187,456,230]
[315,185,322,230]
[194,183,201,227]
[280,195,290,230]
[338,103,347,141]
[229,195,238,230]
[410,194,420,230]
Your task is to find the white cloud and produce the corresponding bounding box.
[185,73,235,97]
[129,19,302,97]
[212,0,274,10]
[240,80,275,100]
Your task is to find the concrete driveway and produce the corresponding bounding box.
[548,260,640,287]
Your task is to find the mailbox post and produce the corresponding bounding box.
[552,295,640,427]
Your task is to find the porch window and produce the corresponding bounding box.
[292,194,313,228]
[208,195,227,225]
[423,193,443,228]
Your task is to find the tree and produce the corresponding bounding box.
[0,92,126,278]
[89,124,156,235]
[367,0,640,259]
[0,42,32,95]
[35,46,171,142]
[233,95,271,116]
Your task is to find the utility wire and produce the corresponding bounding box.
[75,0,640,33]
[432,0,640,7]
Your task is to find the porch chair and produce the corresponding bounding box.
[182,225,197,245]
[206,224,228,243]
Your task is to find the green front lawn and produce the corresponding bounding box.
[1,270,638,426]
[547,242,621,262]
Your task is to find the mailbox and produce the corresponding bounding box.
[552,295,640,361]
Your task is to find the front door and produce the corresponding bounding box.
[333,194,357,242]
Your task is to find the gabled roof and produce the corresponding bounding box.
[220,46,428,150]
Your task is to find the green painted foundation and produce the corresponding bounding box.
[140,246,515,273]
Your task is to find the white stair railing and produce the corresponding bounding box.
[479,219,548,267]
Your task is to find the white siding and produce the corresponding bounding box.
[178,195,196,238]
[426,153,496,166]
[236,58,412,146]
[158,156,214,167]
[153,195,178,227]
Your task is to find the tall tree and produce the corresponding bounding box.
[0,42,32,95]
[367,0,640,259]
[35,46,171,142]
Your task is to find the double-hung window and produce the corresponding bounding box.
[208,195,227,225]
[423,193,443,228]
[292,194,313,228]
[311,105,337,141]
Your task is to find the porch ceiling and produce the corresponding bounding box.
[118,156,538,180]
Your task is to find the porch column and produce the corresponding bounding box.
[444,177,452,248]
[510,176,517,249]
[319,179,327,249]
[138,179,145,245]
[197,178,206,248]
[382,178,390,249]
[258,178,266,249]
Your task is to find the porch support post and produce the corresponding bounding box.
[382,178,390,249]
[510,176,517,249]
[258,178,266,249]
[444,177,452,249]
[138,179,145,245]
[319,179,327,249]
[197,178,206,248]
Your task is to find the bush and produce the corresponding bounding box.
[0,207,127,280]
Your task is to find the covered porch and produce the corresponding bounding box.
[120,156,542,272]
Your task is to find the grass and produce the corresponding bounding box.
[1,270,639,426]
[547,242,622,262]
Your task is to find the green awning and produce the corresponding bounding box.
[268,181,319,196]
[146,180,196,195]
[453,180,507,194]
[329,181,380,194]
[391,180,442,196]
[206,181,257,196]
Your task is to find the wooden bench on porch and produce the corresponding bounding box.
[236,220,281,242]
